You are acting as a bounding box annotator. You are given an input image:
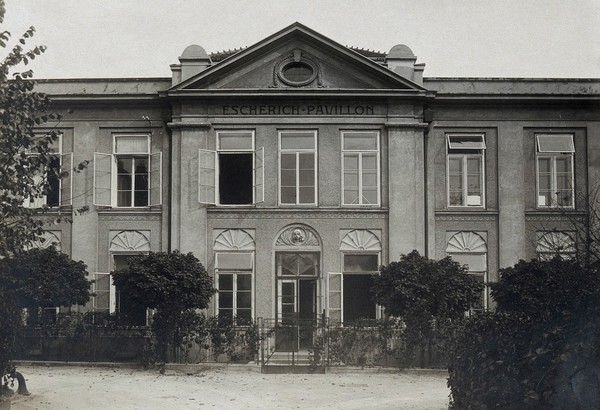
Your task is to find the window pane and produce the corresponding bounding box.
[448,157,462,173]
[299,187,315,204]
[281,169,296,187]
[450,253,486,272]
[362,171,377,187]
[237,274,252,291]
[538,174,551,190]
[237,292,252,309]
[281,187,296,204]
[47,157,61,207]
[218,132,253,150]
[219,309,233,320]
[117,191,132,207]
[298,153,314,170]
[362,154,377,170]
[343,275,377,322]
[538,158,551,173]
[467,158,481,175]
[537,134,574,153]
[299,169,314,186]
[281,153,296,169]
[344,154,359,170]
[343,133,377,150]
[344,172,359,188]
[281,133,315,149]
[344,189,359,205]
[236,309,252,322]
[555,157,571,173]
[218,274,234,290]
[448,135,485,150]
[362,188,378,204]
[217,253,253,270]
[219,292,233,309]
[344,254,379,272]
[449,192,463,206]
[218,153,253,205]
[115,136,148,154]
[449,175,463,191]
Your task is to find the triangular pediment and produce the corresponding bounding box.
[169,23,425,93]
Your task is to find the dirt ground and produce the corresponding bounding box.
[8,365,450,410]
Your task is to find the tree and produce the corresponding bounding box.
[0,247,91,325]
[449,258,600,409]
[111,251,216,361]
[0,0,67,257]
[371,250,483,366]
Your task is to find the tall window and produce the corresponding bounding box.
[342,131,380,206]
[115,135,150,207]
[447,231,488,314]
[446,134,486,207]
[198,131,264,205]
[536,134,575,208]
[279,131,317,205]
[342,254,378,322]
[113,254,147,326]
[93,134,162,208]
[24,134,71,208]
[215,252,253,323]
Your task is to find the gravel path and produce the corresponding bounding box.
[9,365,449,410]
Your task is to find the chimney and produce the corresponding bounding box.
[385,44,424,85]
[172,45,211,85]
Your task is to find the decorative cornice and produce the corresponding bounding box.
[167,121,212,129]
[385,122,428,129]
[435,215,496,221]
[207,207,387,219]
[98,212,162,222]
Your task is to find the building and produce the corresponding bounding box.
[31,23,600,324]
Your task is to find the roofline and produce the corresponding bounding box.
[33,77,171,83]
[424,77,600,82]
[170,22,427,92]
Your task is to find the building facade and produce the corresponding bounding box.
[32,23,600,324]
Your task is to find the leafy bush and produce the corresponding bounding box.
[448,258,600,409]
[372,250,483,367]
[111,251,216,362]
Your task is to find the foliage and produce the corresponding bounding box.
[371,250,483,366]
[491,257,600,319]
[175,312,259,364]
[111,251,216,361]
[0,0,66,257]
[0,247,90,323]
[0,286,20,383]
[448,258,600,409]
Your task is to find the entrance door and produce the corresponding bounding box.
[276,252,319,351]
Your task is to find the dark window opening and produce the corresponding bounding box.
[343,275,376,322]
[219,153,253,204]
[114,255,147,326]
[46,156,61,207]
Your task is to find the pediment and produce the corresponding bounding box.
[170,23,424,93]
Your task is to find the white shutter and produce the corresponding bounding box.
[93,272,115,313]
[93,152,113,207]
[254,147,264,204]
[60,153,73,206]
[327,272,343,324]
[198,149,216,204]
[149,152,162,206]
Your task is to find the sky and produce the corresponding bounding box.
[3,0,599,79]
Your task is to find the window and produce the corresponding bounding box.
[447,231,488,314]
[537,231,576,260]
[215,252,253,323]
[446,134,486,207]
[536,134,575,208]
[342,131,380,206]
[279,131,317,205]
[198,131,264,205]
[113,254,147,326]
[93,134,162,208]
[24,134,72,208]
[342,254,378,322]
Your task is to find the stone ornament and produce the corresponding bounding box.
[276,225,320,246]
[214,229,255,251]
[446,231,487,253]
[340,229,382,251]
[110,231,151,252]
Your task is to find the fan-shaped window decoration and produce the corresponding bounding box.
[214,229,255,251]
[29,231,61,251]
[447,231,488,313]
[446,232,487,253]
[275,225,320,247]
[537,231,575,260]
[340,230,381,251]
[110,231,150,252]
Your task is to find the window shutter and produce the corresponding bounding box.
[149,152,162,206]
[254,147,264,204]
[60,153,73,206]
[327,272,342,324]
[93,152,113,207]
[198,149,216,204]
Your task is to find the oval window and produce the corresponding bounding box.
[279,61,316,86]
